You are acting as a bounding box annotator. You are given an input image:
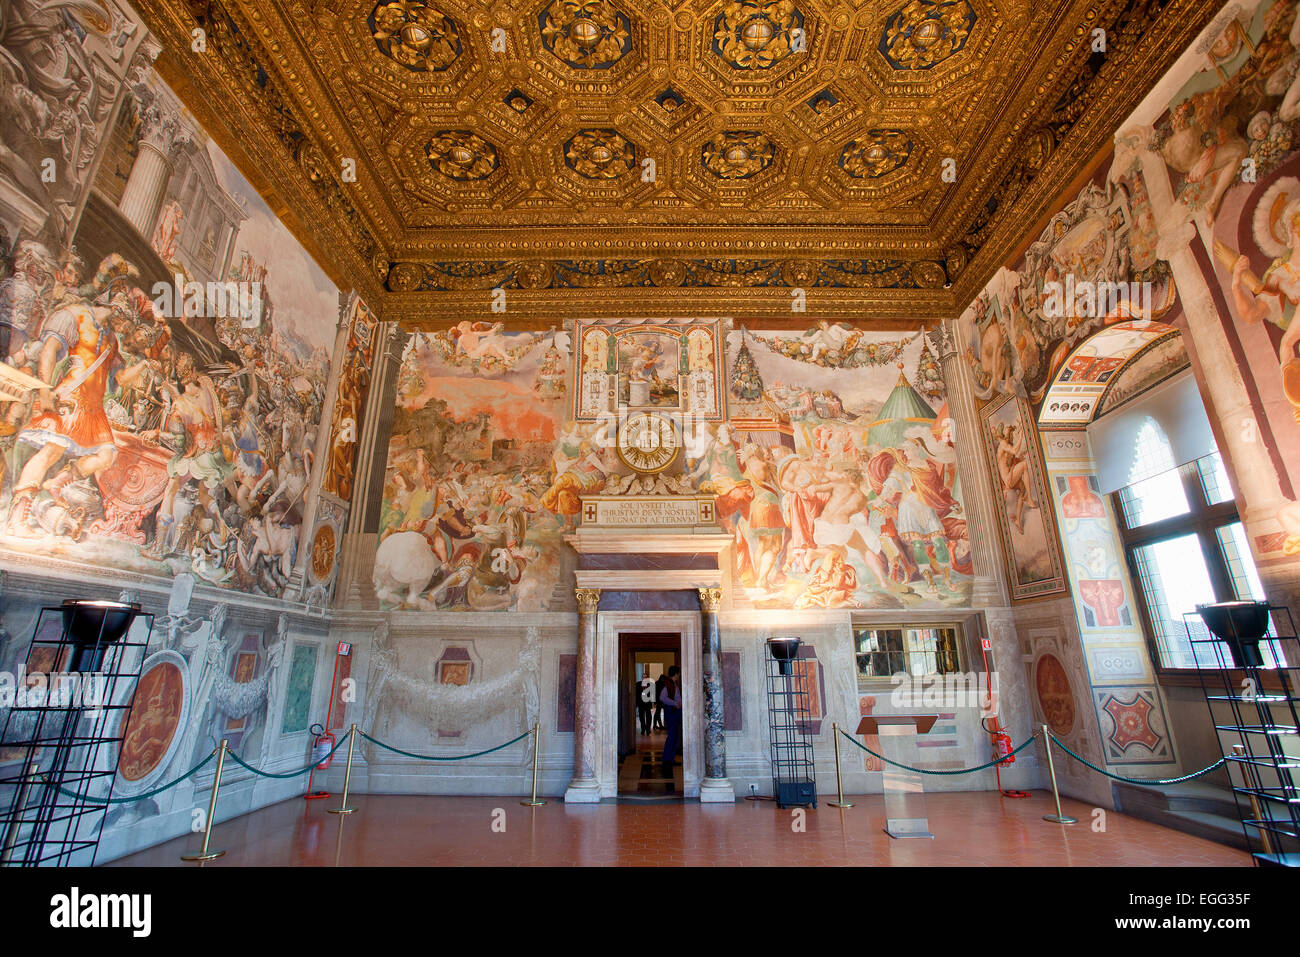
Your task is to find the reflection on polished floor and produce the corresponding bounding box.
[617,729,684,801]
[110,791,1249,867]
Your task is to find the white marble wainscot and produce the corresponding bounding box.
[716,607,1043,798]
[0,553,334,863]
[318,611,578,798]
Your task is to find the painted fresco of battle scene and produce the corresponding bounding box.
[376,319,971,612]
[0,41,336,599]
[701,326,970,609]
[376,325,572,611]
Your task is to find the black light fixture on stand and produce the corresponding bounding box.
[0,599,152,867]
[1196,600,1272,668]
[1186,600,1300,866]
[764,637,817,809]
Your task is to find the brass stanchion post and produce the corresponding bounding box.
[521,722,546,807]
[1232,745,1274,855]
[328,725,358,815]
[1041,725,1078,824]
[828,723,854,808]
[182,741,229,862]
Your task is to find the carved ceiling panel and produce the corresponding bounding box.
[133,0,1219,323]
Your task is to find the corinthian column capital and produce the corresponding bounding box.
[574,588,601,614]
[697,587,722,612]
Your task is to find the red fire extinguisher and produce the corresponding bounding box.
[311,724,336,771]
[304,723,333,800]
[991,727,1015,765]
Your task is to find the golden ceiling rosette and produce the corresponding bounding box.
[539,0,633,69]
[426,131,499,180]
[713,0,805,70]
[879,0,976,70]
[369,1,461,71]
[840,130,913,179]
[701,131,776,179]
[565,129,638,179]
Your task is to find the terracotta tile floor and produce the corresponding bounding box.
[110,790,1250,867]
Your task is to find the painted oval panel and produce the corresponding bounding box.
[119,660,185,782]
[1034,653,1076,735]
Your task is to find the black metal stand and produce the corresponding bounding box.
[765,640,817,809]
[0,601,152,866]
[1186,603,1299,867]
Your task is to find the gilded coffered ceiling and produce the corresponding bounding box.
[135,0,1218,325]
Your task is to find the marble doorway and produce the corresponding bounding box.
[596,612,702,799]
[617,633,682,800]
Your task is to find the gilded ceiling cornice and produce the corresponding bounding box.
[126,0,1223,325]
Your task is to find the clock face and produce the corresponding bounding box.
[616,412,681,474]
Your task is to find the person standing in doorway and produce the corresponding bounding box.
[660,666,682,775]
[637,667,654,736]
[653,672,666,731]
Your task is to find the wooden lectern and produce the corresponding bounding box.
[856,714,940,839]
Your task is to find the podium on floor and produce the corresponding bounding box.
[857,714,938,839]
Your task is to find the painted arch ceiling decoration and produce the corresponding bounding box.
[135,0,1217,325]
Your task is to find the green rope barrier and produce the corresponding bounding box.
[220,730,352,779]
[839,728,1037,775]
[1048,733,1226,786]
[359,729,531,762]
[45,750,218,806]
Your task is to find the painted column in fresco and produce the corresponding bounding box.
[935,318,1010,605]
[698,587,732,801]
[566,587,602,802]
[119,95,190,237]
[1136,150,1297,547]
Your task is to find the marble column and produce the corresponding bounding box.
[934,319,1010,606]
[697,587,734,802]
[565,587,602,803]
[118,100,189,240]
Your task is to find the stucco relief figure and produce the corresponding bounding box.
[1167,106,1249,227]
[993,420,1039,535]
[961,291,1013,399]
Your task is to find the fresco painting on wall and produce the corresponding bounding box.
[1163,0,1300,558]
[1053,473,1136,630]
[712,326,971,609]
[956,159,1178,408]
[321,294,377,503]
[1093,687,1173,763]
[376,321,972,611]
[116,655,187,784]
[0,62,338,601]
[980,395,1066,599]
[376,325,568,611]
[1096,335,1190,416]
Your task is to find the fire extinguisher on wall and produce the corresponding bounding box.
[979,630,1031,799]
[304,723,333,800]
